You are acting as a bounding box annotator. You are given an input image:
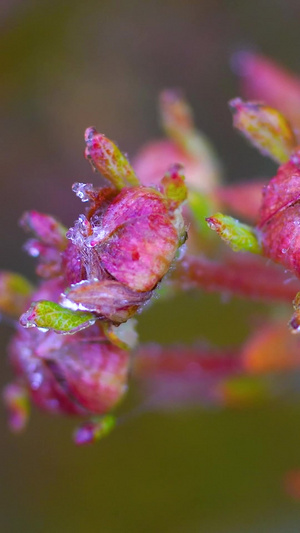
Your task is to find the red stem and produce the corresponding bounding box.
[173,253,300,302]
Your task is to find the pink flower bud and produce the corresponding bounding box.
[133,89,221,192]
[84,127,139,189]
[258,151,300,277]
[97,187,185,291]
[3,123,188,441]
[20,211,68,279]
[234,51,300,137]
[20,211,67,250]
[9,323,130,415]
[68,184,186,292]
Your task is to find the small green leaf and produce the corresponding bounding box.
[20,300,96,334]
[206,213,262,254]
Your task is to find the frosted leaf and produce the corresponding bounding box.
[20,300,96,334]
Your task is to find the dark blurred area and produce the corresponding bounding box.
[2,1,300,531]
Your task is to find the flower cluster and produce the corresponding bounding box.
[4,52,300,446]
[2,126,187,444]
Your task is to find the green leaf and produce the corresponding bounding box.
[20,300,96,334]
[206,213,262,254]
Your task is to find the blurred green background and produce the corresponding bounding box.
[2,1,300,531]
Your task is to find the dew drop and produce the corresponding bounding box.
[72,182,94,202]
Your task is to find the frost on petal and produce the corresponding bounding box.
[229,98,297,163]
[84,127,139,189]
[19,300,96,334]
[62,280,152,324]
[0,272,33,317]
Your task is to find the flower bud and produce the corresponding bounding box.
[234,51,300,137]
[20,211,67,250]
[20,211,68,279]
[229,98,297,163]
[98,187,185,291]
[68,184,186,292]
[133,89,221,192]
[9,323,130,416]
[258,152,300,277]
[84,127,139,189]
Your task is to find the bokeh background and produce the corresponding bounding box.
[2,1,300,531]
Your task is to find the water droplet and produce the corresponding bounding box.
[72,182,94,202]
